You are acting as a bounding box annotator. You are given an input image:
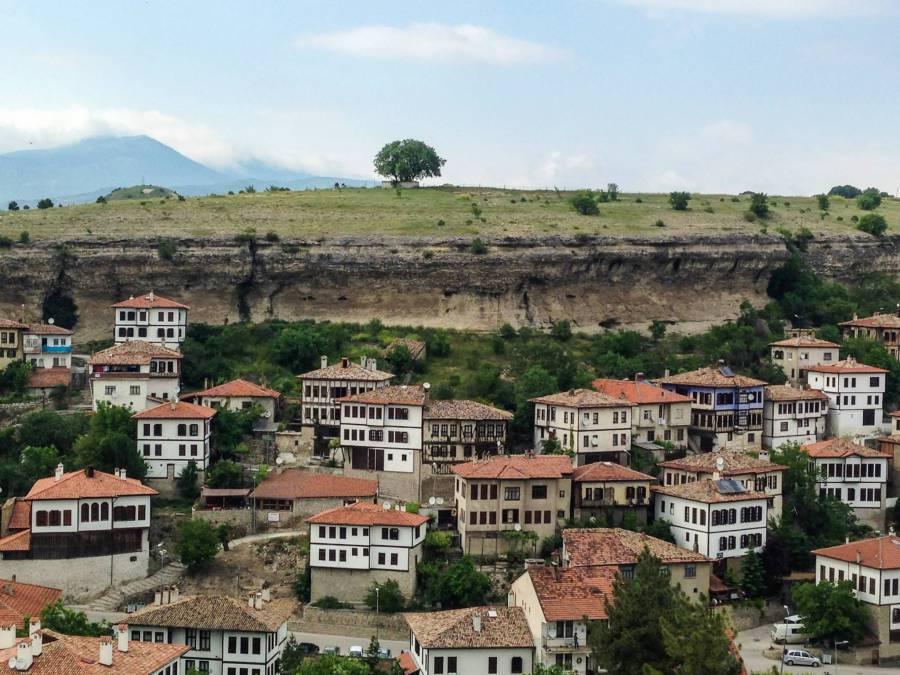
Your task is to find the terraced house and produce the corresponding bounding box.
[769,334,840,386]
[840,311,900,360]
[133,400,217,481]
[762,384,828,450]
[185,378,281,419]
[592,376,692,448]
[0,319,27,369]
[89,340,182,412]
[113,291,189,350]
[571,462,654,525]
[806,357,887,438]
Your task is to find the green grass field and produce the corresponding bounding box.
[0,186,895,241]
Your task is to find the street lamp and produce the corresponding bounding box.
[833,639,848,674]
[779,605,790,675]
[375,586,380,641]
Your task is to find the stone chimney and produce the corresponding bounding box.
[472,613,482,633]
[0,623,15,649]
[28,618,40,635]
[248,593,256,608]
[367,358,377,371]
[99,638,114,667]
[15,640,33,671]
[154,590,162,606]
[261,588,271,602]
[321,356,328,369]
[161,587,171,605]
[254,592,263,610]
[117,624,129,652]
[635,372,645,382]
[55,463,64,481]
[170,587,179,603]
[30,630,42,657]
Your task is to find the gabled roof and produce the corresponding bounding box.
[658,451,786,476]
[385,338,426,359]
[572,461,654,483]
[251,469,376,500]
[187,378,281,399]
[25,323,73,336]
[592,378,692,405]
[814,535,900,569]
[112,292,189,310]
[90,341,182,366]
[652,479,767,504]
[0,530,31,552]
[128,596,296,632]
[0,578,62,628]
[132,400,217,420]
[802,438,891,459]
[806,357,888,374]
[764,385,829,402]
[522,564,616,621]
[840,313,900,329]
[656,366,766,388]
[298,360,394,382]
[306,501,428,527]
[25,468,158,501]
[563,528,710,566]
[338,384,427,406]
[404,606,534,649]
[423,399,513,421]
[530,388,634,409]
[7,499,31,530]
[769,336,839,348]
[452,454,574,480]
[0,319,28,330]
[28,368,72,389]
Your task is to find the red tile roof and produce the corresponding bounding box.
[563,528,710,566]
[0,530,31,552]
[452,454,574,480]
[530,388,635,409]
[28,368,72,389]
[657,366,767,388]
[338,384,427,406]
[840,313,900,329]
[112,292,189,310]
[572,461,654,483]
[0,578,62,628]
[299,360,394,382]
[26,323,73,336]
[769,336,839,348]
[814,535,900,569]
[802,438,891,459]
[658,450,786,476]
[592,378,692,404]
[25,468,158,501]
[0,319,28,329]
[652,479,768,504]
[128,596,296,632]
[90,341,182,366]
[806,357,888,374]
[251,469,376,500]
[404,606,534,649]
[764,385,829,402]
[523,564,616,621]
[7,499,31,530]
[306,501,428,527]
[187,378,281,399]
[131,400,217,420]
[423,399,513,421]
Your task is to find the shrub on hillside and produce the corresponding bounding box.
[857,213,887,237]
[570,191,599,216]
[668,191,691,211]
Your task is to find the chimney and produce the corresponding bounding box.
[148,291,155,302]
[664,368,670,378]
[85,466,95,478]
[248,593,256,608]
[261,588,271,602]
[367,358,377,371]
[856,550,861,564]
[99,638,114,667]
[635,372,645,382]
[161,587,171,605]
[15,640,33,671]
[360,355,366,367]
[254,592,263,610]
[0,624,15,649]
[117,624,129,652]
[170,587,179,603]
[28,618,40,635]
[423,382,431,403]
[54,463,64,481]
[119,468,126,480]
[30,630,42,657]
[322,356,329,369]
[472,613,482,633]
[154,590,162,606]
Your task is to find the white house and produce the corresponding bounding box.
[23,322,73,369]
[769,335,840,386]
[133,401,217,480]
[592,376,692,449]
[184,378,281,419]
[112,291,189,350]
[128,593,295,675]
[510,562,614,674]
[403,606,534,675]
[307,501,428,604]
[653,477,768,570]
[806,357,887,439]
[803,437,891,529]
[813,535,900,661]
[89,341,182,412]
[0,465,157,599]
[530,389,635,465]
[762,384,828,450]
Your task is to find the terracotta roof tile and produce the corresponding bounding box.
[806,357,888,374]
[112,292,189,310]
[0,530,31,552]
[339,384,427,406]
[769,336,839,348]
[0,578,62,628]
[658,450,786,476]
[128,596,296,632]
[187,378,281,399]
[306,501,428,527]
[7,499,31,530]
[530,388,635,409]
[814,535,900,569]
[25,468,158,501]
[299,360,394,382]
[563,528,710,566]
[452,454,573,480]
[572,461,654,483]
[25,323,74,336]
[523,564,616,621]
[131,400,217,420]
[28,368,72,389]
[652,479,768,504]
[0,319,28,330]
[764,385,829,402]
[657,366,767,388]
[840,313,900,329]
[802,438,891,459]
[90,341,182,366]
[251,469,376,500]
[423,399,513,421]
[404,606,534,649]
[592,378,692,404]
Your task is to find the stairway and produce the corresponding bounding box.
[77,561,186,612]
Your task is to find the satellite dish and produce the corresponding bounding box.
[514,523,521,531]
[436,497,444,506]
[428,497,436,506]
[48,318,55,325]
[263,410,271,418]
[716,456,725,472]
[275,457,284,465]
[8,658,16,669]
[383,501,392,510]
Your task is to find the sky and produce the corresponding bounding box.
[1,0,898,193]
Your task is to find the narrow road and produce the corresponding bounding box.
[289,631,406,658]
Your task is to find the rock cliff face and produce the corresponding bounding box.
[1,232,895,341]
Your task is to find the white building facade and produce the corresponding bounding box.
[23,323,74,369]
[112,292,189,350]
[769,335,840,386]
[762,385,828,450]
[133,401,216,479]
[806,358,887,439]
[89,341,182,412]
[592,377,692,449]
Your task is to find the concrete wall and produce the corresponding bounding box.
[192,508,252,528]
[310,566,417,605]
[298,606,407,633]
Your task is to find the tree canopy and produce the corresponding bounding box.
[176,519,219,571]
[374,139,446,184]
[793,580,869,643]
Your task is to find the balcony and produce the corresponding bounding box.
[43,345,71,354]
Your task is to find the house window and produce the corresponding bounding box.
[185,629,197,648]
[685,565,696,578]
[531,485,548,499]
[511,656,523,673]
[488,657,498,674]
[199,630,210,651]
[434,657,444,674]
[504,487,520,501]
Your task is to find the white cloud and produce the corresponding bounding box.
[617,0,889,18]
[298,23,568,66]
[700,120,753,145]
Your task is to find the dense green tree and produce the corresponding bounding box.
[206,459,244,488]
[271,325,329,372]
[512,365,558,437]
[659,593,742,675]
[856,188,882,211]
[374,139,446,184]
[296,655,370,675]
[739,549,766,598]
[749,192,769,218]
[365,579,405,613]
[816,194,830,211]
[828,185,861,198]
[418,556,491,609]
[177,460,200,500]
[857,213,887,236]
[0,361,32,397]
[72,403,145,479]
[41,601,109,636]
[550,320,572,341]
[212,406,261,458]
[793,581,869,643]
[570,191,599,216]
[17,409,89,454]
[385,344,414,376]
[19,446,61,486]
[176,519,219,571]
[37,198,54,209]
[293,567,311,603]
[7,201,19,211]
[668,191,691,210]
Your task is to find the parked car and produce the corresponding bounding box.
[349,645,364,658]
[377,648,392,659]
[322,646,340,655]
[297,642,319,656]
[771,615,810,644]
[783,649,821,667]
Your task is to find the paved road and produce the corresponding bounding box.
[289,631,407,658]
[736,625,887,675]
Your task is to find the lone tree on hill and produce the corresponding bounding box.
[374,139,446,185]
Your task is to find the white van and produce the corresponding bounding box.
[771,615,810,644]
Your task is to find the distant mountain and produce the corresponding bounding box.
[0,135,372,206]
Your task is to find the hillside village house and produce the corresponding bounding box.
[453,455,573,557]
[113,291,189,350]
[802,437,891,529]
[0,465,157,598]
[592,376,692,448]
[762,384,828,450]
[0,319,27,369]
[652,478,769,570]
[250,469,376,526]
[307,501,428,604]
[510,562,614,674]
[571,461,654,525]
[840,311,900,360]
[338,384,426,504]
[877,411,900,488]
[128,593,295,675]
[658,450,787,521]
[561,528,712,598]
[185,378,281,419]
[657,364,766,452]
[298,356,394,453]
[23,322,73,369]
[0,578,61,630]
[814,535,900,662]
[89,341,182,411]
[806,357,887,438]
[133,400,217,481]
[769,335,840,386]
[403,606,534,675]
[0,626,189,675]
[530,389,634,465]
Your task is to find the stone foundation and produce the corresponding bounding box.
[310,566,417,605]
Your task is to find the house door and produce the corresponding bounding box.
[863,409,875,426]
[167,463,175,479]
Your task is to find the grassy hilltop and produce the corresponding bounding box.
[0,186,895,241]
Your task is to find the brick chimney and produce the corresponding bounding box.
[55,463,64,481]
[15,640,33,671]
[117,624,129,652]
[99,638,114,667]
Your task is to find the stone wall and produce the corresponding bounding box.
[192,508,253,528]
[310,566,417,605]
[290,607,408,641]
[716,599,787,632]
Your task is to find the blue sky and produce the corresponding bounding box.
[1,0,898,193]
